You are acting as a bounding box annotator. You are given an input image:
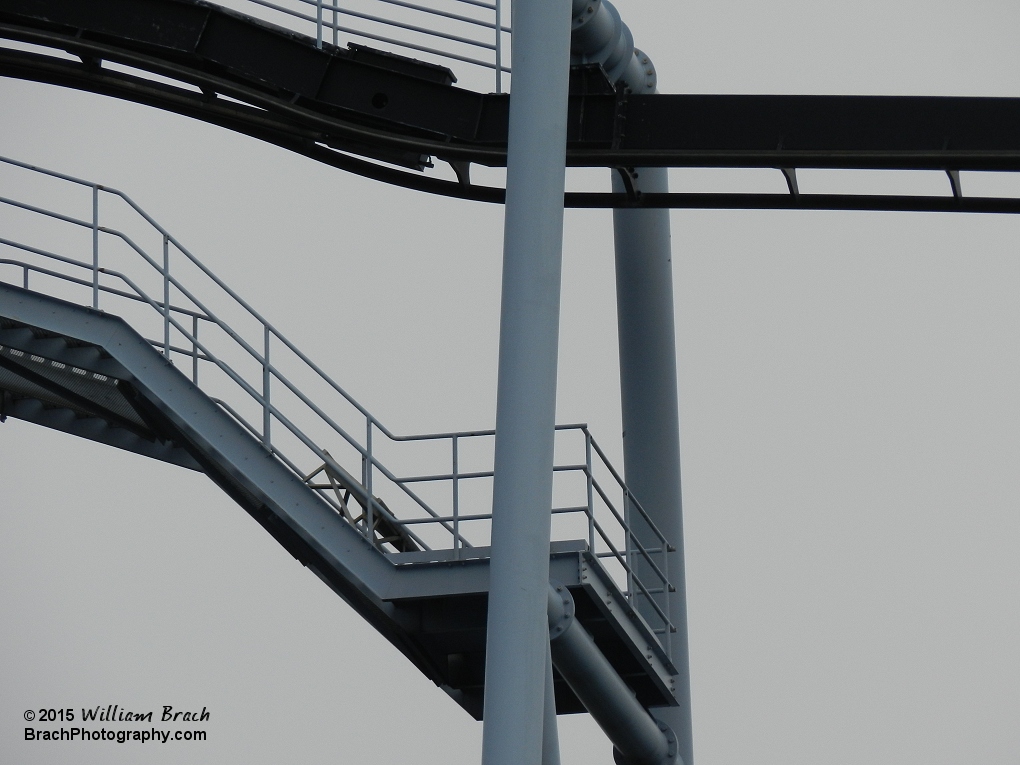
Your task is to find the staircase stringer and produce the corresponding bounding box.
[0,281,451,688]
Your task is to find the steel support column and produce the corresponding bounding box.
[481,1,573,764]
[613,165,693,765]
[542,645,562,765]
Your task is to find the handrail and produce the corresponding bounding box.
[0,152,678,645]
[233,0,510,92]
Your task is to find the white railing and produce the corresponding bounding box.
[0,153,676,647]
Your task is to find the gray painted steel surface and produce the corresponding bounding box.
[542,647,561,765]
[566,3,692,760]
[481,0,573,763]
[0,280,683,758]
[548,586,676,765]
[613,165,692,765]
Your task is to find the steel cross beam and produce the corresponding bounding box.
[2,0,1020,210]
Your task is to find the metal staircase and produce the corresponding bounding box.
[0,153,680,722]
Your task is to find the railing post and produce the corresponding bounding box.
[663,528,672,657]
[620,491,628,603]
[192,315,200,384]
[163,234,171,359]
[365,419,374,543]
[452,435,460,559]
[316,0,323,49]
[494,0,503,93]
[92,184,99,309]
[585,430,595,554]
[262,325,271,447]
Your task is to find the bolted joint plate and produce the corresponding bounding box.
[548,581,575,640]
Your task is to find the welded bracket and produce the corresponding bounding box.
[947,169,963,198]
[614,166,642,201]
[447,159,472,191]
[781,167,800,196]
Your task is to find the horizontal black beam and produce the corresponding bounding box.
[595,94,1020,171]
[564,192,1020,214]
[3,0,1020,209]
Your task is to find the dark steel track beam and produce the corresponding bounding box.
[2,0,1020,211]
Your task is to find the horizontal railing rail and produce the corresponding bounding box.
[219,0,511,93]
[0,152,676,647]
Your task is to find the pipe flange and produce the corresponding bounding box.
[571,0,602,31]
[656,719,680,765]
[611,719,682,765]
[631,48,657,94]
[548,582,575,640]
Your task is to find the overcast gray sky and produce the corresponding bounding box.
[2,1,1020,763]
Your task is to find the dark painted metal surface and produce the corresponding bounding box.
[2,0,1020,210]
[0,319,202,468]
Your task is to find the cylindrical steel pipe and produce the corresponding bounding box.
[569,0,655,92]
[481,1,573,764]
[612,166,692,765]
[548,586,677,765]
[571,1,697,762]
[542,644,562,765]
[568,4,694,762]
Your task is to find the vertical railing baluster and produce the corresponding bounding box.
[192,315,200,384]
[660,534,669,652]
[92,184,99,309]
[163,235,171,359]
[262,325,271,447]
[316,0,323,49]
[663,530,672,656]
[494,0,503,93]
[452,435,460,559]
[22,264,29,289]
[333,0,338,46]
[620,491,628,603]
[365,419,374,543]
[585,429,594,554]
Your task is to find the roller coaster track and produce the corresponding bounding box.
[3,1,1020,759]
[3,0,1020,211]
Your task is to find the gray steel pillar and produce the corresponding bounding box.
[542,645,561,765]
[569,1,694,761]
[612,166,692,765]
[481,1,573,764]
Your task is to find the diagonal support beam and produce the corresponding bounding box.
[548,585,678,765]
